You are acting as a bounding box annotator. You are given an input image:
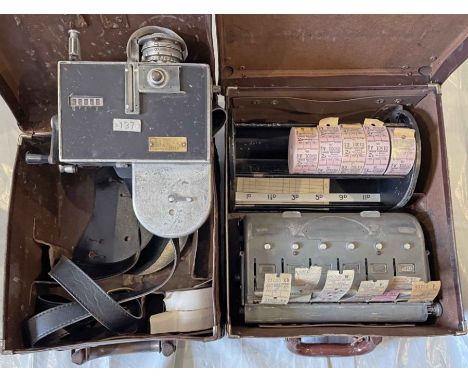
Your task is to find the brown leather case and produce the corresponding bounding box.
[0,15,222,357]
[0,14,467,359]
[218,15,468,354]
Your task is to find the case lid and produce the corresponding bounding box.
[0,14,214,132]
[217,15,468,89]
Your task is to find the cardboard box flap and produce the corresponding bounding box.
[0,14,215,133]
[217,15,468,89]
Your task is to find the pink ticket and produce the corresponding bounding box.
[385,128,417,175]
[317,124,343,174]
[288,127,320,173]
[370,290,400,302]
[362,123,391,175]
[340,124,367,174]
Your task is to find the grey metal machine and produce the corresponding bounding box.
[242,212,441,323]
[26,26,213,238]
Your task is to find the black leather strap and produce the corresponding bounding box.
[27,239,182,347]
[49,257,139,333]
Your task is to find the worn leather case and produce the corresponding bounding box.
[0,15,222,357]
[218,15,468,355]
[0,14,467,359]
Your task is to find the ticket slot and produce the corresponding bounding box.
[240,212,434,324]
[252,255,412,301]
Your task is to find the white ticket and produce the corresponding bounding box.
[260,273,292,305]
[288,127,320,173]
[312,270,354,302]
[317,121,343,174]
[362,119,391,175]
[385,127,417,175]
[340,124,367,174]
[408,281,441,302]
[344,280,389,302]
[290,266,322,303]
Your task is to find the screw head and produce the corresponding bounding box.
[403,243,411,250]
[375,242,383,250]
[346,242,356,250]
[319,242,327,250]
[264,243,272,250]
[291,243,300,250]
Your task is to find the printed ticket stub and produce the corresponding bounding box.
[317,120,343,174]
[370,290,400,302]
[344,280,389,302]
[362,119,391,175]
[388,276,421,290]
[408,281,441,302]
[312,270,354,302]
[387,276,421,300]
[290,266,322,302]
[385,127,417,175]
[260,273,292,305]
[340,124,367,174]
[288,127,320,173]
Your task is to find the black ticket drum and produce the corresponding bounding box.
[231,107,421,211]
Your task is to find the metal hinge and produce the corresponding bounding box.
[428,82,442,94]
[455,320,467,336]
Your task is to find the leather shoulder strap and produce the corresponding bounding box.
[49,257,139,333]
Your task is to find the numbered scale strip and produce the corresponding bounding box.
[236,192,381,205]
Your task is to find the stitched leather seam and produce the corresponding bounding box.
[33,312,89,344]
[30,301,77,319]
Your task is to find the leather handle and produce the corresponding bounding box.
[286,336,382,357]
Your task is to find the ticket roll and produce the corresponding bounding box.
[288,118,417,176]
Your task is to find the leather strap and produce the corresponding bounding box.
[27,239,181,347]
[49,257,139,333]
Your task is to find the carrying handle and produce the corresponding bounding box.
[71,340,176,365]
[286,336,382,357]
